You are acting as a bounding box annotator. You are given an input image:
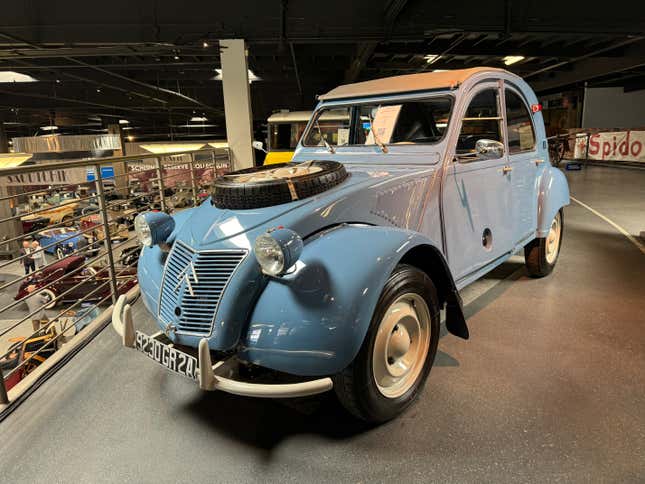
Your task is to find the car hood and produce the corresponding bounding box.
[173,164,440,251]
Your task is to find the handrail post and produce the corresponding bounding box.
[94,165,119,304]
[0,365,8,404]
[188,152,198,207]
[154,156,167,212]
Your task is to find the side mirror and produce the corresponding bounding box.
[252,140,266,153]
[475,139,504,159]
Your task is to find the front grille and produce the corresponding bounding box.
[158,241,247,336]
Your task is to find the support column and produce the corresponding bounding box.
[220,39,255,170]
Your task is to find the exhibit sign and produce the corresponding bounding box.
[574,129,645,163]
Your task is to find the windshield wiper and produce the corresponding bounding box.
[315,121,335,154]
[368,112,388,153]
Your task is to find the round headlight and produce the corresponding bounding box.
[254,233,285,276]
[254,228,303,277]
[134,214,153,246]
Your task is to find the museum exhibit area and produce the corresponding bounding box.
[0,4,644,482]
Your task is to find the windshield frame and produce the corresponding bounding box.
[300,91,455,150]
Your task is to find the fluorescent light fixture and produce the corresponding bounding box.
[190,116,208,122]
[432,69,449,72]
[121,126,135,130]
[213,69,260,83]
[0,71,38,83]
[119,119,130,125]
[503,55,525,65]
[424,54,439,64]
[40,125,59,131]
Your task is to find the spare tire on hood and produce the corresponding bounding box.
[211,160,349,210]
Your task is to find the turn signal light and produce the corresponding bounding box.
[531,103,542,113]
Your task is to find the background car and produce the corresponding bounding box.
[15,255,137,309]
[37,227,82,259]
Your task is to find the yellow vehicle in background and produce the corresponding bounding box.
[263,110,349,165]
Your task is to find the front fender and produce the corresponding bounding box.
[239,225,444,377]
[537,166,570,237]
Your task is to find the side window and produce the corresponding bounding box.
[505,90,536,153]
[456,89,503,155]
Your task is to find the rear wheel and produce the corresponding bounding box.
[40,288,58,310]
[333,264,440,423]
[524,210,563,277]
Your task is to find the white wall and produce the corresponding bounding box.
[582,87,645,129]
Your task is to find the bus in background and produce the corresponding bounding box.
[264,110,350,165]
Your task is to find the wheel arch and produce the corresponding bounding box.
[537,166,570,237]
[240,225,468,377]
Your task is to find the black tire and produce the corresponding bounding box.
[212,161,348,210]
[333,264,440,423]
[525,210,564,277]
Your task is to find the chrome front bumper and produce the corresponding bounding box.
[111,295,333,398]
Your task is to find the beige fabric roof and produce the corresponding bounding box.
[319,67,508,101]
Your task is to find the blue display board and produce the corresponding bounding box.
[86,166,115,182]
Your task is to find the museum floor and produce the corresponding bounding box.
[1,164,643,483]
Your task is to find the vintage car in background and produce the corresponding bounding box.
[21,192,80,228]
[113,67,569,422]
[37,227,82,259]
[21,216,50,235]
[16,255,137,309]
[0,325,58,391]
[80,213,130,242]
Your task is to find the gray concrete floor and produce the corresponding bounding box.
[0,165,644,483]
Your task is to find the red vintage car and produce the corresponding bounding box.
[15,255,137,309]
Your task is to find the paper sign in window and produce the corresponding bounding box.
[366,105,402,145]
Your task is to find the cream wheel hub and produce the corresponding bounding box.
[225,164,322,184]
[372,293,431,399]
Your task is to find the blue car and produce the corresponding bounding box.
[37,227,83,259]
[113,67,569,422]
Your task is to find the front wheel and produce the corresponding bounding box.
[524,210,564,277]
[333,264,440,423]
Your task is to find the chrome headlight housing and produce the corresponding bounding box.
[254,228,303,276]
[134,212,175,247]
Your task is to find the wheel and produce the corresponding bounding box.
[212,161,349,210]
[40,288,58,310]
[55,247,65,260]
[333,264,440,423]
[524,210,563,277]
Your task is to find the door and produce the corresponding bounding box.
[504,86,539,243]
[442,83,515,283]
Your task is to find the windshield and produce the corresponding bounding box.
[302,97,453,148]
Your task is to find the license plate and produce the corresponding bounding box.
[135,331,198,381]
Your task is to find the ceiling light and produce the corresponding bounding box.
[190,116,208,122]
[424,54,440,64]
[96,88,102,93]
[0,71,38,83]
[202,41,209,48]
[503,55,525,66]
[174,55,180,60]
[40,125,58,131]
[127,135,134,142]
[119,119,130,125]
[55,79,61,84]
[213,69,260,83]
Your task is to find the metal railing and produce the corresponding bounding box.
[0,147,231,405]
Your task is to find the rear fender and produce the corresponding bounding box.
[240,225,466,377]
[537,166,570,237]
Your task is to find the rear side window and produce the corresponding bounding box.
[505,90,536,153]
[456,89,503,154]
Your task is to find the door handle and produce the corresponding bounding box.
[535,159,545,165]
[502,166,513,174]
